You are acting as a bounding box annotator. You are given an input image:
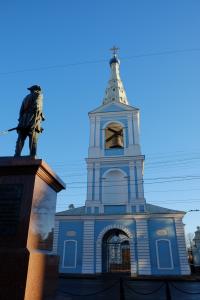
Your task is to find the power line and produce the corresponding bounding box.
[122,48,200,61]
[56,200,200,209]
[58,187,200,197]
[61,178,200,190]
[1,47,200,75]
[56,161,200,177]
[57,196,200,203]
[50,156,200,174]
[48,151,200,173]
[58,188,200,198]
[51,153,200,165]
[145,157,200,166]
[63,175,200,185]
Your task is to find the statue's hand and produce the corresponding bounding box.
[41,113,45,121]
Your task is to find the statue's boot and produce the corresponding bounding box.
[30,144,37,157]
[14,133,25,156]
[29,133,38,157]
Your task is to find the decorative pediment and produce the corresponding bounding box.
[89,102,138,114]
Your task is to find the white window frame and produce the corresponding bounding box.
[156,239,174,270]
[62,240,77,268]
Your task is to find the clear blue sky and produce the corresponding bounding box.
[0,0,200,235]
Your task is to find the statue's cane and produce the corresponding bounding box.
[0,127,18,136]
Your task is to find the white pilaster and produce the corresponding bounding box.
[89,116,95,147]
[87,163,93,201]
[133,112,140,145]
[52,220,60,254]
[136,160,144,200]
[82,221,95,273]
[129,162,136,201]
[130,239,137,275]
[94,163,100,201]
[95,116,101,148]
[128,114,134,145]
[136,219,151,275]
[174,218,191,275]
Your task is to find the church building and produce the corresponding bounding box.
[53,51,190,276]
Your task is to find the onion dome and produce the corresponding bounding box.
[109,54,120,66]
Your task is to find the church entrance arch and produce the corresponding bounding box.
[102,229,131,273]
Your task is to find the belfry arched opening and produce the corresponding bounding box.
[102,229,131,273]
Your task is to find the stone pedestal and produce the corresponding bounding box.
[0,157,65,300]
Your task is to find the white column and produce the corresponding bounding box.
[136,219,151,275]
[130,239,137,275]
[136,160,144,199]
[174,218,191,275]
[94,163,100,201]
[82,221,95,273]
[128,114,134,145]
[89,116,95,147]
[133,112,140,145]
[87,163,93,201]
[52,220,60,254]
[95,116,101,148]
[129,162,136,201]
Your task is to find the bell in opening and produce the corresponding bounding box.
[110,135,123,148]
[105,123,124,149]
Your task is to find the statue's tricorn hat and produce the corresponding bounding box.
[27,85,41,91]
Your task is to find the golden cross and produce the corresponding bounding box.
[110,46,119,56]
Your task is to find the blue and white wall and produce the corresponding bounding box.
[56,220,84,273]
[86,104,146,215]
[148,218,180,275]
[54,215,190,275]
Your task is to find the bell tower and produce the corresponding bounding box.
[85,49,146,214]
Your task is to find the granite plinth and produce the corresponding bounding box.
[0,157,65,300]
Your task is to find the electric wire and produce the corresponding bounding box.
[0,48,200,75]
[51,151,200,209]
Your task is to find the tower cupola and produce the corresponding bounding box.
[103,47,129,106]
[109,54,120,66]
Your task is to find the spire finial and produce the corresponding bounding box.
[110,46,119,56]
[103,47,128,105]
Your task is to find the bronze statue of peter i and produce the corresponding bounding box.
[15,85,45,157]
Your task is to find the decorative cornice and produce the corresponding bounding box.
[89,106,138,116]
[56,213,185,220]
[37,161,66,192]
[86,155,145,163]
[0,157,66,192]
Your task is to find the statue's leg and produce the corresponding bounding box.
[14,132,26,157]
[29,132,39,157]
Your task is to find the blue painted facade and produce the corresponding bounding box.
[148,218,180,274]
[54,55,190,276]
[57,221,83,273]
[55,212,189,275]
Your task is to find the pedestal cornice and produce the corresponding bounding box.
[0,156,66,192]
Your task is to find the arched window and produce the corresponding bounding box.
[102,169,128,204]
[105,122,124,149]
